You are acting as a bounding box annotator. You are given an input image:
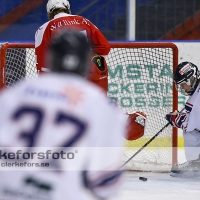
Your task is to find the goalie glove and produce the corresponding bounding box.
[126,111,147,141]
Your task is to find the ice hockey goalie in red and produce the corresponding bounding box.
[35,0,110,93]
[126,111,147,140]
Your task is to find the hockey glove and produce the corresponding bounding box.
[91,55,106,71]
[165,110,179,126]
[88,55,108,80]
[87,55,108,92]
[126,111,147,140]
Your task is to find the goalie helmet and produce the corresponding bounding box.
[173,61,200,96]
[46,0,70,13]
[47,30,91,76]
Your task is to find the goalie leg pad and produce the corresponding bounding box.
[87,55,108,92]
[126,111,147,140]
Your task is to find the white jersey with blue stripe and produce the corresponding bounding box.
[0,73,126,200]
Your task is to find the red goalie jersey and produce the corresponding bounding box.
[35,13,110,92]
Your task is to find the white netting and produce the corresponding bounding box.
[106,45,176,171]
[0,43,178,172]
[3,47,38,87]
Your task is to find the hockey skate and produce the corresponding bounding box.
[170,156,200,177]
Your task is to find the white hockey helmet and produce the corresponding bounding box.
[46,0,70,13]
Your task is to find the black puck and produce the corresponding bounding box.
[139,177,147,181]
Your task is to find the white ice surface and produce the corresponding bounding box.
[111,171,200,200]
[110,148,200,200]
[89,149,200,200]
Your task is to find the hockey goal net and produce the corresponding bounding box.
[0,42,178,172]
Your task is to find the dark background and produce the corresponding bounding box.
[0,0,200,41]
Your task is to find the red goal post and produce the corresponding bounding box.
[0,42,178,172]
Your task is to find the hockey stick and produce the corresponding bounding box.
[121,107,185,168]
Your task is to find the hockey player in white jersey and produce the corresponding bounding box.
[165,62,200,177]
[0,30,127,200]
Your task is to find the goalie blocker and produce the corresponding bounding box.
[87,55,108,93]
[126,111,147,140]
